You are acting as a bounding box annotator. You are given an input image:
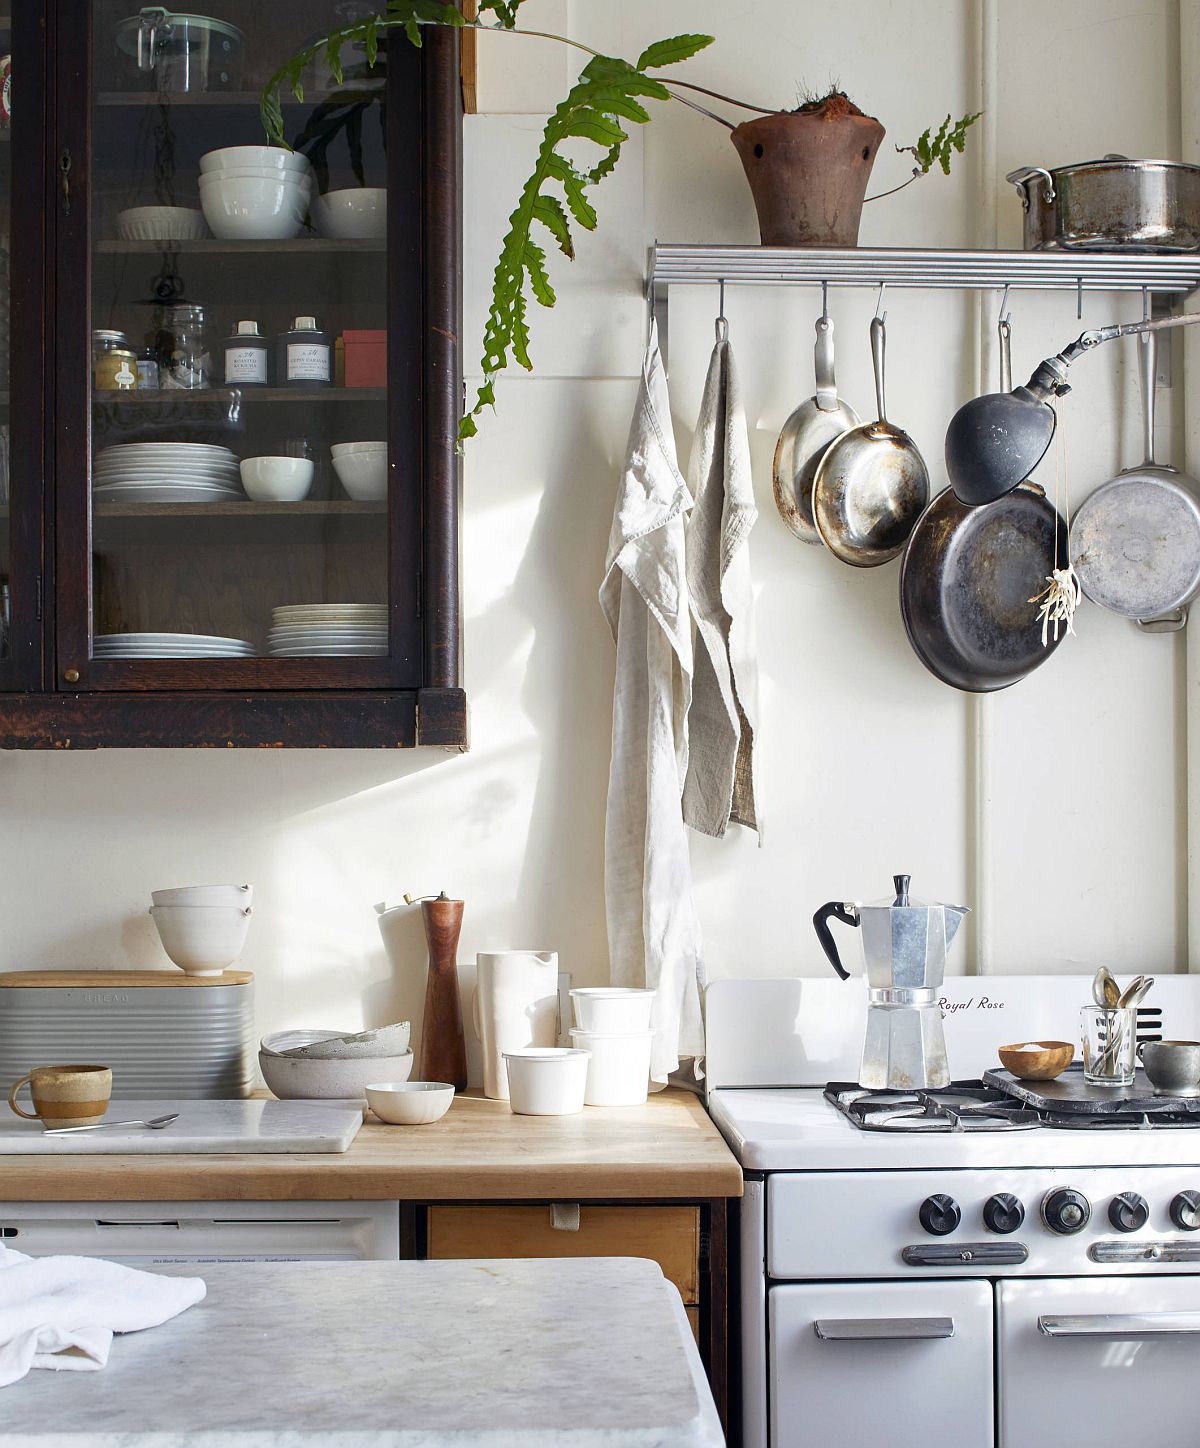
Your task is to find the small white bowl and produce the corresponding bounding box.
[315,187,387,239]
[151,884,252,908]
[260,1049,413,1101]
[117,206,208,242]
[570,987,655,1034]
[366,1081,454,1125]
[240,457,315,502]
[503,1048,590,1116]
[331,440,386,456]
[150,902,252,976]
[201,146,312,175]
[200,177,308,242]
[331,449,387,501]
[568,1028,653,1107]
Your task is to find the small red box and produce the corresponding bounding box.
[343,330,388,389]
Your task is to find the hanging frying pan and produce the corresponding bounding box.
[899,317,1069,692]
[1070,329,1200,624]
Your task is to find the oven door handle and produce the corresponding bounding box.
[1039,1313,1200,1339]
[813,1317,955,1341]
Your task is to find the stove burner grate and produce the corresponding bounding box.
[825,1081,1200,1132]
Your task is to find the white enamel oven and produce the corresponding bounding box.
[744,1168,1200,1448]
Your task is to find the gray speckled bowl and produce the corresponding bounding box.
[259,1047,412,1101]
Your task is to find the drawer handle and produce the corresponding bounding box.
[550,1203,580,1232]
[1039,1313,1200,1338]
[814,1317,955,1342]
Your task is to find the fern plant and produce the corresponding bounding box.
[261,2,712,440]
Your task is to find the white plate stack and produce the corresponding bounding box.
[267,604,388,657]
[94,632,256,660]
[94,443,243,504]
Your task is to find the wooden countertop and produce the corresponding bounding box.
[0,1088,742,1202]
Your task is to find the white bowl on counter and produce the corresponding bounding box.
[260,1047,413,1101]
[331,448,387,501]
[199,176,309,241]
[150,902,252,976]
[570,987,655,1034]
[240,456,315,502]
[503,1048,590,1116]
[315,187,387,239]
[568,1028,653,1106]
[117,206,209,242]
[151,883,252,908]
[261,1024,411,1060]
[200,146,312,175]
[366,1080,454,1125]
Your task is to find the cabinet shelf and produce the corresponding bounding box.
[92,498,384,542]
[95,89,377,108]
[95,387,387,404]
[96,238,385,255]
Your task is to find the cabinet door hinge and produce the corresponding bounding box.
[34,574,42,621]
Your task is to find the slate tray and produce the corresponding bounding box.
[983,1064,1200,1115]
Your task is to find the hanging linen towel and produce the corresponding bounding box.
[683,324,762,840]
[600,320,705,1083]
[0,1242,205,1386]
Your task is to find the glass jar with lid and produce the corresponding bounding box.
[155,303,210,391]
[93,329,137,391]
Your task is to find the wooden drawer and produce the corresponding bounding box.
[427,1204,701,1303]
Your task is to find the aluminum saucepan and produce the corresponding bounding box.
[1071,328,1200,622]
[772,310,860,544]
[1008,155,1200,252]
[812,315,929,567]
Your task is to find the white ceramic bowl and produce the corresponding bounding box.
[199,177,308,241]
[331,449,387,501]
[331,440,386,456]
[117,206,208,242]
[568,1029,653,1106]
[200,146,312,175]
[151,883,252,908]
[199,168,314,194]
[570,987,655,1034]
[366,1081,454,1125]
[315,187,387,239]
[502,1048,590,1116]
[259,1048,413,1101]
[240,457,315,502]
[260,1025,411,1060]
[150,902,252,976]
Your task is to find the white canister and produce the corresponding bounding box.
[568,1029,653,1107]
[472,951,560,1100]
[503,1048,589,1116]
[570,987,655,1033]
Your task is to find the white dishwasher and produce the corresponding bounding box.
[0,1199,400,1261]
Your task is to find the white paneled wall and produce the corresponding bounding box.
[0,1,1190,1057]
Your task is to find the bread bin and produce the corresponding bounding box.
[0,970,255,1098]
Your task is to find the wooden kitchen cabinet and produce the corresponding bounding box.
[0,2,465,748]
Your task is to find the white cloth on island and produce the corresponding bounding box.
[0,1242,205,1387]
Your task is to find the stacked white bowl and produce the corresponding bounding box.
[331,441,387,500]
[149,883,253,977]
[569,988,656,1106]
[259,1026,413,1103]
[199,146,314,241]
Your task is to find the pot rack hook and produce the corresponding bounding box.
[716,277,728,342]
[1077,275,1084,321]
[1142,285,1150,324]
[874,282,887,323]
[999,283,1011,326]
[821,280,829,323]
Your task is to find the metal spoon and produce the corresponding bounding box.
[1093,967,1121,1008]
[1099,977,1154,1075]
[43,1113,179,1136]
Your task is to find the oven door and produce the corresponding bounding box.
[998,1277,1200,1448]
[769,1280,993,1448]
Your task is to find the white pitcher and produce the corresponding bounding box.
[472,951,560,1100]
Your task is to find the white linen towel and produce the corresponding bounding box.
[601,320,705,1083]
[0,1242,205,1387]
[683,328,761,840]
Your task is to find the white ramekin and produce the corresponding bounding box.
[502,1048,590,1115]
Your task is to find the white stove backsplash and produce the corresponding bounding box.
[704,975,1200,1091]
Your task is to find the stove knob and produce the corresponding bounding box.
[1170,1191,1200,1231]
[919,1194,961,1236]
[1042,1188,1091,1235]
[1108,1193,1149,1233]
[982,1193,1025,1235]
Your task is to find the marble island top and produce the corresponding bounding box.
[1,1257,723,1447]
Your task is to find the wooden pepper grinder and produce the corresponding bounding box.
[406,891,468,1091]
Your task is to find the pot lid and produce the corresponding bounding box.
[116,11,245,53]
[1045,155,1200,176]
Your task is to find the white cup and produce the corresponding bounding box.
[472,951,560,1100]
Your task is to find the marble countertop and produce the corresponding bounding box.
[1,1256,723,1447]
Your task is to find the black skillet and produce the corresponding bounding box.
[899,317,1069,693]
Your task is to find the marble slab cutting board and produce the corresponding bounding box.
[0,1098,363,1153]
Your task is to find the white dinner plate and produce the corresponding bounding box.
[96,632,254,646]
[95,466,241,480]
[268,628,387,640]
[268,645,388,657]
[97,443,237,456]
[95,491,243,504]
[271,606,388,620]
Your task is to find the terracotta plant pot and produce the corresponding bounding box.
[731,106,886,247]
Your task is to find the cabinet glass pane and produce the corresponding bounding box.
[89,2,389,663]
[0,19,10,663]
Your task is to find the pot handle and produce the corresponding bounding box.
[1136,608,1188,633]
[813,902,859,981]
[1005,166,1055,209]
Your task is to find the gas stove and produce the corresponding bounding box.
[706,975,1200,1448]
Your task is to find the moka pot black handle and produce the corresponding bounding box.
[813,901,858,981]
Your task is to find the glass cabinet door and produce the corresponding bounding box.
[56,1,424,690]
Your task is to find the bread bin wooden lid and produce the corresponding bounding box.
[0,971,252,987]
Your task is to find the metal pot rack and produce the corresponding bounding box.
[646,244,1200,369]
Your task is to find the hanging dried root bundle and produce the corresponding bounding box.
[1030,567,1081,647]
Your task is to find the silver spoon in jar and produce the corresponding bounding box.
[1093,967,1121,1009]
[43,1113,179,1136]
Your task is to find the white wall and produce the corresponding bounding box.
[0,0,1190,1057]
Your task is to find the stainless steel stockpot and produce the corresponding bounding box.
[1007,155,1200,252]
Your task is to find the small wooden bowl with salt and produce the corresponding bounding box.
[998,1040,1075,1081]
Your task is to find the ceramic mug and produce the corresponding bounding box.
[1138,1041,1200,1098]
[472,952,560,1100]
[8,1064,113,1128]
